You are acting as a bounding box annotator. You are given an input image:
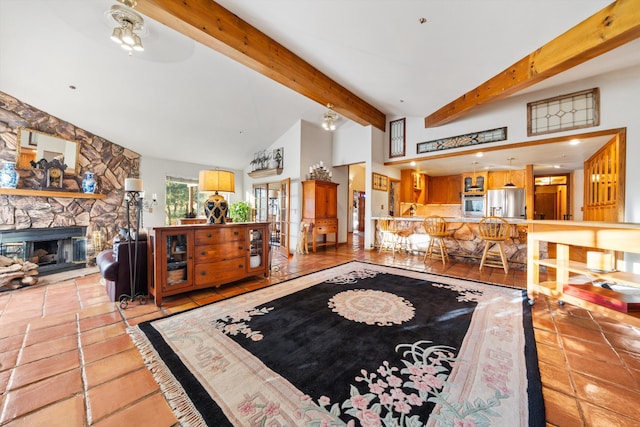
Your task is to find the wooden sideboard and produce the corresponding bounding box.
[527,220,640,326]
[148,222,270,306]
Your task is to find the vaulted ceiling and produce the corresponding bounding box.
[1,0,639,171]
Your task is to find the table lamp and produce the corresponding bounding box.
[199,169,235,223]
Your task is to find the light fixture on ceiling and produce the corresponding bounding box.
[468,161,481,190]
[503,157,516,188]
[106,4,145,52]
[322,103,338,131]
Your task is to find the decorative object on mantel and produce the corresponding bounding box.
[306,161,332,181]
[417,127,507,154]
[121,177,146,309]
[0,161,19,189]
[82,172,97,194]
[42,159,67,189]
[199,169,235,224]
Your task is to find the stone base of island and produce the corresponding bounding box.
[373,217,529,270]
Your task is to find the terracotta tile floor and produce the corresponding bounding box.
[1,233,639,426]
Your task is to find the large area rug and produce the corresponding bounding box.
[129,261,544,426]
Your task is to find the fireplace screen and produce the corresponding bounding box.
[0,227,87,275]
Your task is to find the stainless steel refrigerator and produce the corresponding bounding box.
[486,188,526,218]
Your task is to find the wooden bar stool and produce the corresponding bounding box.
[377,217,398,254]
[478,216,511,274]
[423,215,449,266]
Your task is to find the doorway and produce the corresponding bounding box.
[353,191,365,232]
[253,178,291,260]
[533,174,570,220]
[348,163,365,248]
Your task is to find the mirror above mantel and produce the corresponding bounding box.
[16,127,80,176]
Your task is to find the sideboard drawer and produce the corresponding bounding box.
[194,258,246,286]
[195,227,244,245]
[314,218,338,233]
[194,242,245,263]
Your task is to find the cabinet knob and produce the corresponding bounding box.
[207,233,212,238]
[201,251,206,256]
[234,231,239,236]
[200,271,206,276]
[239,264,244,268]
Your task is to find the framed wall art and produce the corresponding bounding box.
[372,172,389,191]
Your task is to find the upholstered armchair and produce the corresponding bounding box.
[96,237,148,302]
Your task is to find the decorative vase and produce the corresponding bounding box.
[0,161,19,189]
[82,172,97,194]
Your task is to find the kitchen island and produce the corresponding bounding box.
[373,216,529,269]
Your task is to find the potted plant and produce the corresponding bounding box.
[229,201,252,223]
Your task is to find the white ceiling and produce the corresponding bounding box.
[0,0,638,173]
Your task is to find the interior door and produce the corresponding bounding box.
[535,192,557,220]
[277,178,291,258]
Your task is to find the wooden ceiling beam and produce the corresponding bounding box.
[133,0,386,131]
[424,0,640,128]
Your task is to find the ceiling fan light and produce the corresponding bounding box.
[110,27,123,44]
[121,24,135,45]
[322,104,338,131]
[120,43,133,51]
[132,34,144,51]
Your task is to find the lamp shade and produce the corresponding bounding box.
[124,178,143,192]
[199,170,235,193]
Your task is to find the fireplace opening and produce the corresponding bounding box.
[0,227,88,275]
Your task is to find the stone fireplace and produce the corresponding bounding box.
[0,227,87,275]
[0,91,142,260]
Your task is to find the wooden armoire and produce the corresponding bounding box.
[302,180,338,252]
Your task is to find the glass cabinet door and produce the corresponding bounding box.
[164,231,192,290]
[247,226,265,271]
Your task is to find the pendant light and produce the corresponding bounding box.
[504,157,516,188]
[468,161,481,191]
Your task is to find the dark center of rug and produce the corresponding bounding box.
[328,289,415,326]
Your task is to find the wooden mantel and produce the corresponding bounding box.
[0,188,106,199]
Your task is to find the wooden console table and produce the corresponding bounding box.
[527,220,640,326]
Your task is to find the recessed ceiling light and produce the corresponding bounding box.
[410,161,416,166]
[553,165,561,169]
[476,152,483,157]
[570,139,580,145]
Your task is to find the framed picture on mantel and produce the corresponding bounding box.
[372,173,388,191]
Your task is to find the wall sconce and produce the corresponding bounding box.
[143,193,158,213]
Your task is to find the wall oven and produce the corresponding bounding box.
[461,193,486,218]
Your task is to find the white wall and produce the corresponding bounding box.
[140,156,244,229]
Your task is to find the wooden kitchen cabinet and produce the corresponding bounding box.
[461,171,488,193]
[429,174,462,204]
[400,169,428,204]
[488,170,525,189]
[302,180,339,252]
[148,223,270,306]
